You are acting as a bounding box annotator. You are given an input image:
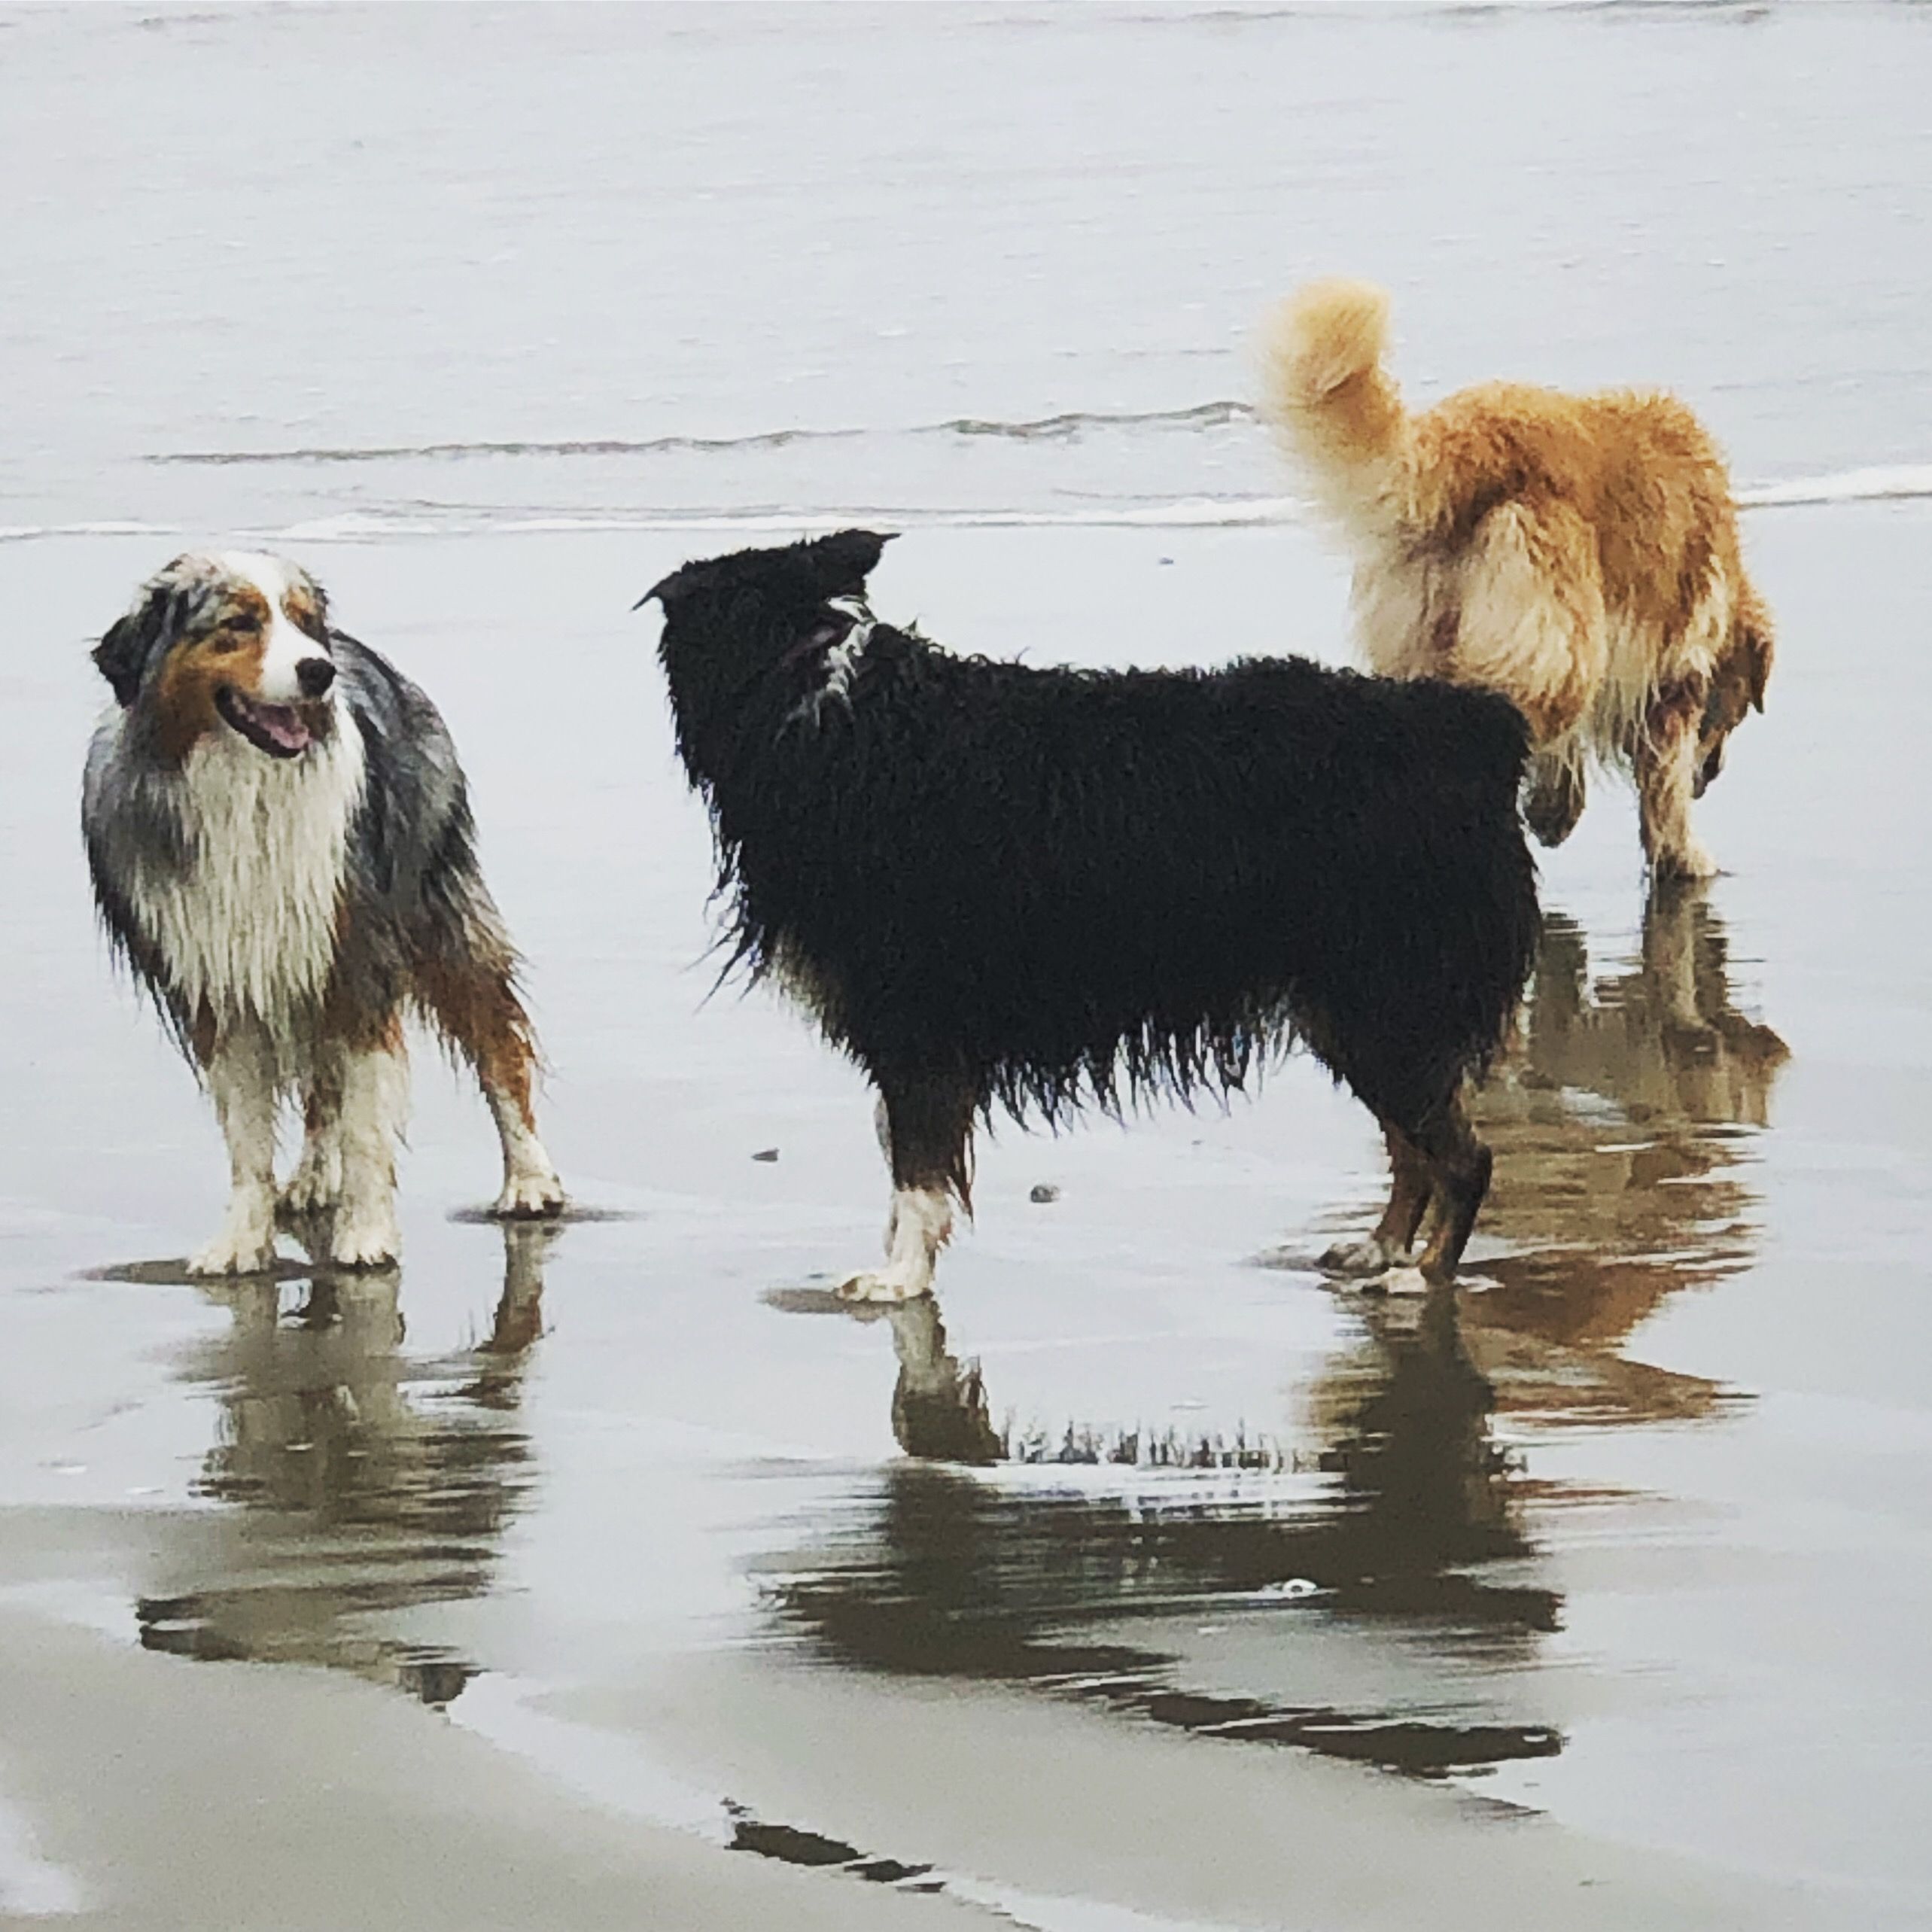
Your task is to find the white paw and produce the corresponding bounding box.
[328,1205,400,1270]
[1320,1234,1403,1278]
[1656,838,1719,883]
[1362,1264,1432,1298]
[492,1164,566,1219]
[837,1266,933,1304]
[187,1217,277,1278]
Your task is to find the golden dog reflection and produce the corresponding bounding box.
[135,1222,555,1705]
[1464,880,1787,1421]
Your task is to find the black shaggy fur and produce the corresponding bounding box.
[648,531,1539,1283]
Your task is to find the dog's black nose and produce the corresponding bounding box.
[296,657,336,698]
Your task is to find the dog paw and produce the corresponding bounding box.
[837,1267,933,1304]
[187,1226,277,1277]
[1359,1263,1433,1298]
[328,1209,400,1270]
[1654,839,1719,884]
[1319,1234,1403,1278]
[491,1167,567,1220]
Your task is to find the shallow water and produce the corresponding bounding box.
[2,5,1930,1928]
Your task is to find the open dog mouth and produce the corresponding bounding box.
[215,685,318,758]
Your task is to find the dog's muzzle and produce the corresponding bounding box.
[216,686,326,759]
[1693,739,1725,799]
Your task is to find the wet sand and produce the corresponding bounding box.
[3,5,1931,1928]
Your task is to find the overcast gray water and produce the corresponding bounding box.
[2,5,1930,1929]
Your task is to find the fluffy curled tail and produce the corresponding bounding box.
[1258,277,1409,530]
[1263,278,1391,406]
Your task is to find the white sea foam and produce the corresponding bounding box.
[1737,464,1932,510]
[11,465,1932,552]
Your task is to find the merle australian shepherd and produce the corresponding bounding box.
[84,551,565,1276]
[647,530,1538,1301]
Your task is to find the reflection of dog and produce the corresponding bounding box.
[881,1299,1004,1465]
[138,1222,551,1704]
[647,530,1538,1300]
[1261,280,1773,880]
[1523,879,1790,1127]
[1475,881,1788,1370]
[84,552,564,1275]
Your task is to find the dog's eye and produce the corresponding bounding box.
[226,611,263,634]
[284,597,325,637]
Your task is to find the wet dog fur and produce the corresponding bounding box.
[1261,278,1774,881]
[84,550,564,1274]
[646,530,1540,1300]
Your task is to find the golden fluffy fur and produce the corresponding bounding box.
[1260,277,1773,879]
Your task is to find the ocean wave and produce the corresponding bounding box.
[7,461,1927,549]
[0,519,175,544]
[142,402,1255,468]
[938,400,1253,440]
[257,497,1304,540]
[1736,464,1932,509]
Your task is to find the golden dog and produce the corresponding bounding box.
[1261,279,1773,879]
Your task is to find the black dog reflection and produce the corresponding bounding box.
[775,1282,1558,1777]
[136,1222,554,1705]
[881,1297,1003,1465]
[772,884,1784,1777]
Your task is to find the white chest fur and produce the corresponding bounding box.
[134,720,367,1042]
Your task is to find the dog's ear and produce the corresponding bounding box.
[92,583,175,707]
[1744,625,1772,713]
[635,557,723,613]
[1736,593,1773,714]
[807,529,895,600]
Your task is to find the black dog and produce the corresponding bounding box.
[646,531,1537,1299]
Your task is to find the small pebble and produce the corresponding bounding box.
[751,1148,780,1163]
[1258,1578,1319,1600]
[1028,1183,1060,1204]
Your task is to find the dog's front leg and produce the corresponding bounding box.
[189,1024,281,1276]
[327,1032,409,1269]
[1637,716,1718,883]
[280,1047,345,1218]
[840,1078,975,1304]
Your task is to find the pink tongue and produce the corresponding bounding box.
[254,704,311,752]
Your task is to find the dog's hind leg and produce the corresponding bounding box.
[1407,1088,1494,1286]
[1456,502,1605,745]
[418,957,566,1219]
[1522,743,1587,848]
[188,1022,281,1276]
[840,1076,975,1304]
[1322,1117,1433,1276]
